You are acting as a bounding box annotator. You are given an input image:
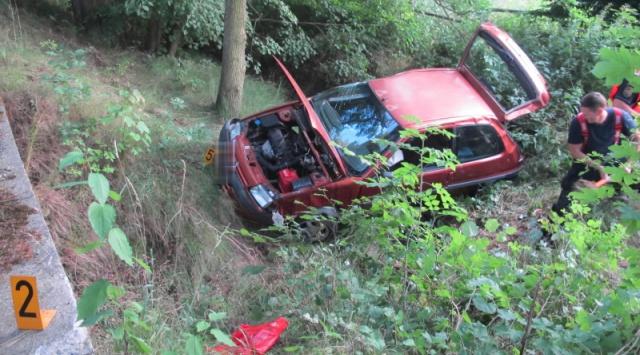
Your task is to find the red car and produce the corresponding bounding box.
[213,22,549,240]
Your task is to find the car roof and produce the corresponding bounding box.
[367,68,496,130]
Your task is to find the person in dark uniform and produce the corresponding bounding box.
[552,91,640,214]
[611,78,640,115]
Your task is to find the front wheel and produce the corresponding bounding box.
[297,208,339,242]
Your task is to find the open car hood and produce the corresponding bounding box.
[459,22,549,122]
[273,57,348,175]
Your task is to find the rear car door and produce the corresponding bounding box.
[459,23,549,122]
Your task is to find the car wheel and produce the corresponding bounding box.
[298,210,338,242]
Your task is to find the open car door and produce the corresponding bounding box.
[459,22,549,122]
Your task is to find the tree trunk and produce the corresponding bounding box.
[146,10,162,53]
[167,25,183,57]
[214,0,247,119]
[70,0,113,24]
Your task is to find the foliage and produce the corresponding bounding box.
[591,7,640,88]
[123,0,225,51]
[59,89,151,175]
[240,132,640,354]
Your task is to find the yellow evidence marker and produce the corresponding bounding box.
[204,147,216,164]
[10,276,57,330]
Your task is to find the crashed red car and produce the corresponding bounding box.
[213,22,549,239]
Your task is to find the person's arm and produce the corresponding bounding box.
[613,98,639,116]
[569,143,608,180]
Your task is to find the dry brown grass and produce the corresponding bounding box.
[5,92,66,186]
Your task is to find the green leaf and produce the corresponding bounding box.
[107,284,126,298]
[472,296,497,314]
[79,310,113,327]
[484,219,499,233]
[134,257,152,273]
[53,180,88,189]
[575,309,593,332]
[358,325,372,334]
[460,221,479,237]
[497,308,517,321]
[184,334,204,355]
[88,173,110,205]
[211,328,236,347]
[75,241,105,254]
[241,265,266,274]
[196,321,210,332]
[617,205,640,234]
[109,190,122,201]
[88,202,116,239]
[129,335,152,354]
[59,150,84,171]
[208,311,227,322]
[77,279,111,326]
[592,47,640,86]
[111,325,125,340]
[108,228,133,266]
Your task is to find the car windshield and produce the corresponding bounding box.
[311,82,400,175]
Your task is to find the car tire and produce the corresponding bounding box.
[298,207,339,242]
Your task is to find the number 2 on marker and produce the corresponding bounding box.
[10,276,56,330]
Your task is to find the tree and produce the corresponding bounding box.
[214,0,247,118]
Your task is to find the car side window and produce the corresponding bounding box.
[454,125,503,163]
[393,130,453,171]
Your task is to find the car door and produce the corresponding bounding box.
[459,22,550,122]
[382,129,455,192]
[447,124,518,191]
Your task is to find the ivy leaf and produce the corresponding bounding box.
[88,173,110,205]
[77,278,111,326]
[108,228,133,266]
[88,202,116,239]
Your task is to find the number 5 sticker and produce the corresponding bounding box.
[204,147,216,164]
[10,276,56,330]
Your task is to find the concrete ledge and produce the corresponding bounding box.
[0,103,93,354]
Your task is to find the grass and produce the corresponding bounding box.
[0,2,285,353]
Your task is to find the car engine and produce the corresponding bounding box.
[246,110,334,193]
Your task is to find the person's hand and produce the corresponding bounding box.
[596,164,609,181]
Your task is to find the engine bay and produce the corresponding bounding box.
[245,107,337,193]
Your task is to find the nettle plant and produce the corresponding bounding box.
[252,129,640,354]
[59,89,151,175]
[40,40,91,115]
[72,173,154,354]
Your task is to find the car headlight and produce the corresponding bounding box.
[249,184,274,208]
[229,122,242,141]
